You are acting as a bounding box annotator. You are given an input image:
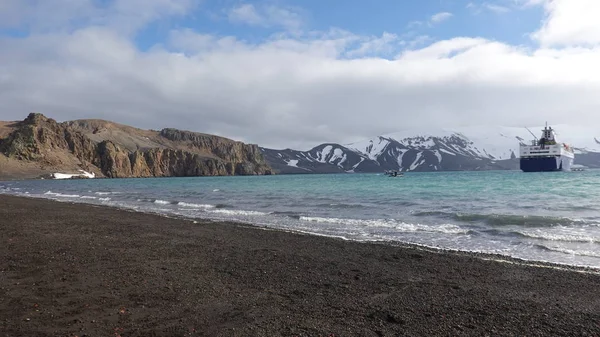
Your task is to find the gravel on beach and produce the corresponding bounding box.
[1,194,600,336]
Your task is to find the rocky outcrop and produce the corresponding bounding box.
[95,141,133,178]
[159,128,270,169]
[0,113,273,179]
[1,113,49,160]
[140,148,228,177]
[0,113,99,173]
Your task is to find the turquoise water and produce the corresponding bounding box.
[2,170,600,268]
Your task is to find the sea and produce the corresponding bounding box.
[2,170,600,269]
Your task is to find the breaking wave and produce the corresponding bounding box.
[177,202,215,209]
[299,216,469,235]
[44,191,81,198]
[413,211,587,227]
[534,244,600,258]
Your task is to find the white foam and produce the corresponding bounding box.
[154,199,170,205]
[177,202,215,209]
[209,209,268,216]
[541,245,600,258]
[94,191,121,195]
[44,191,81,198]
[299,216,468,234]
[518,230,599,243]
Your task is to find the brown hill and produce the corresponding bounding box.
[0,113,272,180]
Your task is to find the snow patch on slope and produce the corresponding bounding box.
[318,145,333,162]
[433,150,442,163]
[52,170,95,179]
[409,152,423,171]
[347,137,390,160]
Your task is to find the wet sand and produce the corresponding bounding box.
[1,194,600,336]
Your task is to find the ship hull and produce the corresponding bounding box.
[520,155,573,172]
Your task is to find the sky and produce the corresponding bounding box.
[1,0,600,150]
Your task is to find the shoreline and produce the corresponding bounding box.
[2,194,600,336]
[6,192,600,274]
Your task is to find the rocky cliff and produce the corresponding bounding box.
[0,113,272,179]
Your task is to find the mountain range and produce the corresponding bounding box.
[262,125,600,174]
[1,113,599,179]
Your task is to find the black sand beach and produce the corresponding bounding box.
[1,194,600,336]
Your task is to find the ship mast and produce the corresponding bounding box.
[525,127,537,141]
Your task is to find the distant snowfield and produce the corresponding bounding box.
[347,125,600,160]
[52,170,95,179]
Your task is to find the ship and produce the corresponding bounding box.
[519,123,574,172]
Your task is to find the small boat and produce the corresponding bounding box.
[384,170,404,177]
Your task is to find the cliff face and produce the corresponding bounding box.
[0,113,100,175]
[0,113,273,179]
[158,128,270,174]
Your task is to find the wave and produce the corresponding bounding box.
[517,230,599,244]
[271,211,302,219]
[136,198,177,205]
[373,200,421,207]
[208,209,269,216]
[413,211,587,227]
[299,216,468,235]
[40,191,112,202]
[480,228,600,244]
[177,202,215,209]
[94,191,122,195]
[134,198,229,209]
[534,244,600,258]
[315,202,369,209]
[215,204,231,209]
[44,191,81,198]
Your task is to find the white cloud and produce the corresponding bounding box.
[2,1,600,150]
[405,35,433,49]
[406,12,452,30]
[485,4,510,13]
[467,0,544,14]
[108,0,196,33]
[0,0,196,34]
[407,20,424,29]
[532,0,600,47]
[466,2,511,14]
[345,32,398,57]
[430,12,453,24]
[0,0,97,30]
[227,3,303,31]
[228,4,263,26]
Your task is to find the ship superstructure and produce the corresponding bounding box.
[519,124,574,172]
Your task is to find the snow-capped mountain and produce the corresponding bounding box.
[261,125,600,174]
[260,144,379,174]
